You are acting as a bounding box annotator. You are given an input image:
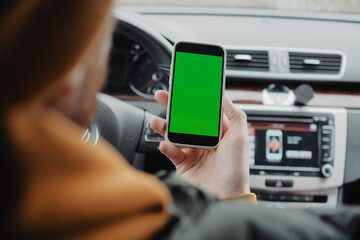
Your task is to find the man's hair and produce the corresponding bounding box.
[0,1,112,237]
[0,117,22,238]
[0,0,112,111]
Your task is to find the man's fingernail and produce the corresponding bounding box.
[149,119,154,128]
[158,141,166,154]
[225,97,233,104]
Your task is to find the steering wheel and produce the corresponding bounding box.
[92,10,173,163]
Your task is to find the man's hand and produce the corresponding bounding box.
[150,90,250,198]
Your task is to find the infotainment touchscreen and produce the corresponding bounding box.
[248,121,319,168]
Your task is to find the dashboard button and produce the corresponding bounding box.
[319,116,328,122]
[265,179,277,187]
[266,204,284,209]
[279,195,287,201]
[256,193,263,200]
[271,56,277,66]
[282,180,293,187]
[321,144,330,150]
[291,195,301,201]
[250,150,255,158]
[322,128,332,135]
[286,150,299,159]
[299,150,312,159]
[281,56,288,66]
[304,196,314,202]
[321,164,334,178]
[265,179,293,187]
[322,157,333,162]
[322,150,331,158]
[267,194,274,200]
[249,157,255,166]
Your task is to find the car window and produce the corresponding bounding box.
[115,0,360,14]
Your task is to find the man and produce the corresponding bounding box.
[0,1,359,239]
[0,0,254,238]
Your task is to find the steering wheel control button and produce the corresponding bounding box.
[144,122,164,143]
[265,179,293,188]
[321,164,334,178]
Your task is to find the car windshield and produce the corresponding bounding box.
[115,0,360,14]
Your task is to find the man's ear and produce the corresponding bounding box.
[67,66,87,93]
[57,83,72,100]
[48,65,86,110]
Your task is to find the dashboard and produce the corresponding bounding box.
[106,37,169,98]
[105,5,360,209]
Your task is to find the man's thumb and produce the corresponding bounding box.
[223,97,246,122]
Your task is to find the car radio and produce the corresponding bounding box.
[237,104,347,209]
[247,113,334,178]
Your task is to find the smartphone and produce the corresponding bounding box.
[166,41,226,148]
[265,129,283,163]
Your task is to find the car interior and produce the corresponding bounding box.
[89,1,360,210]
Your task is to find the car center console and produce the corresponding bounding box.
[237,104,347,209]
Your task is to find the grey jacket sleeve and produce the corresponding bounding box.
[155,171,360,240]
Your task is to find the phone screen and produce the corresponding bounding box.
[170,51,223,137]
[167,42,225,147]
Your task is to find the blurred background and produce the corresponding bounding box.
[115,0,360,14]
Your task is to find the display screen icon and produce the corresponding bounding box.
[266,130,283,163]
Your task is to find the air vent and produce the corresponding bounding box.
[289,52,342,74]
[227,50,269,71]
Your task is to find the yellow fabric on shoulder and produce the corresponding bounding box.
[6,104,171,239]
[221,193,258,204]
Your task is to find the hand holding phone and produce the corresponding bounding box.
[166,41,226,148]
[151,92,250,198]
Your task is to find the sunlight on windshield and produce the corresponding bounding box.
[115,0,360,14]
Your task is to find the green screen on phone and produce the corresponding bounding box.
[169,51,223,137]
